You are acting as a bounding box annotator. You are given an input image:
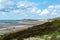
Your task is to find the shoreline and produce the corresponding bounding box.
[0,20,50,35]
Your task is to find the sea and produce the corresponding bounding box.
[0,20,21,23]
[0,20,44,30]
[0,20,44,34]
[0,20,35,30]
[0,20,25,34]
[0,20,23,29]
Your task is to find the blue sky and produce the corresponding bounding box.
[0,0,60,20]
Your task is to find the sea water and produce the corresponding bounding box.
[0,20,21,29]
[0,20,34,29]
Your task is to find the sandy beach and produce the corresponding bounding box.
[0,20,49,35]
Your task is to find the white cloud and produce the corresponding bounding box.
[48,5,54,9]
[40,9,49,15]
[17,1,25,7]
[36,9,41,14]
[17,1,34,8]
[0,0,45,17]
[0,4,4,9]
[30,7,37,13]
[48,5,60,9]
[55,5,60,8]
[0,0,60,19]
[48,5,60,16]
[0,0,15,10]
[51,9,56,15]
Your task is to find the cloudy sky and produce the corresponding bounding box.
[0,0,60,20]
